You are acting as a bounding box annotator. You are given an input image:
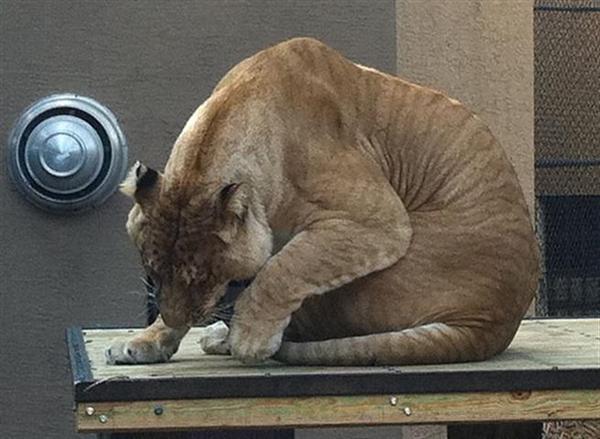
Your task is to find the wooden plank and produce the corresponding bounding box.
[77,389,600,432]
[85,319,600,381]
[70,319,600,402]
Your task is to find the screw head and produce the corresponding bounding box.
[154,405,164,416]
[98,414,108,423]
[389,396,398,406]
[403,406,412,416]
[85,406,95,416]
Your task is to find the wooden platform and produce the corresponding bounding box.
[67,318,600,433]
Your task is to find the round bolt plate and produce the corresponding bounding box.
[39,132,85,177]
[8,94,128,212]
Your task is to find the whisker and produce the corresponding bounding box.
[140,276,155,290]
[214,300,234,308]
[214,315,242,326]
[215,302,235,308]
[125,290,147,297]
[212,311,233,319]
[134,308,149,320]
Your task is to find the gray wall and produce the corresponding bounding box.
[0,1,395,438]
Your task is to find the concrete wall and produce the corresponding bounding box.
[0,1,395,438]
[396,0,535,212]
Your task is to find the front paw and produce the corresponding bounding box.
[229,316,290,364]
[105,336,175,365]
[198,321,231,355]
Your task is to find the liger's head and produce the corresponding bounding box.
[120,161,272,328]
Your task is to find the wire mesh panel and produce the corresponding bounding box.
[534,0,600,317]
[537,196,600,316]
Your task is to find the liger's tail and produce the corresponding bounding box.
[276,322,514,366]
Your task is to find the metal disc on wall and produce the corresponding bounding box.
[7,94,128,212]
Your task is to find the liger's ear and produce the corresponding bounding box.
[215,182,248,243]
[120,161,162,206]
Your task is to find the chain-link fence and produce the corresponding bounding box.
[534,0,600,318]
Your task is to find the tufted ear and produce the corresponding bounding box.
[120,161,162,206]
[214,182,248,243]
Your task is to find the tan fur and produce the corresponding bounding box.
[106,38,539,366]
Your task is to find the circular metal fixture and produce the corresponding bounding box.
[8,94,128,212]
